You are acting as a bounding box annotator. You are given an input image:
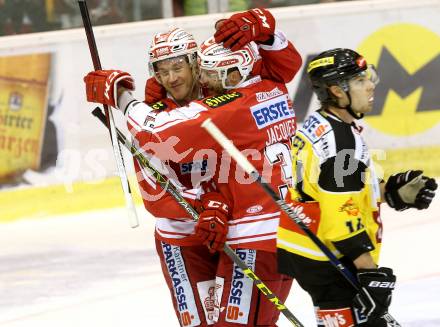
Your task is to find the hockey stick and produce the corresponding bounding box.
[78,0,138,228]
[91,107,304,327]
[201,118,401,327]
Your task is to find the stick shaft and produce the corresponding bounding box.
[202,118,401,327]
[78,0,138,228]
[78,0,102,70]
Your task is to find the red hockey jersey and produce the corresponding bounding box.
[132,98,204,246]
[124,76,296,252]
[136,31,302,247]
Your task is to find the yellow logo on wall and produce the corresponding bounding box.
[358,24,440,136]
[0,53,51,181]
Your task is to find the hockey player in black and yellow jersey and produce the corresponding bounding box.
[277,48,437,326]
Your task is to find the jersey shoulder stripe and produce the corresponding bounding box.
[153,102,207,132]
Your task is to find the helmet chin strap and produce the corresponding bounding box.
[343,92,364,120]
[331,87,364,120]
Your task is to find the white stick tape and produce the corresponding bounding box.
[201,118,256,175]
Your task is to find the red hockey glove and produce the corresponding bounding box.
[195,192,230,253]
[144,77,166,104]
[385,170,437,211]
[84,70,134,108]
[214,8,275,51]
[353,267,396,323]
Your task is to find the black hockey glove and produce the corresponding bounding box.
[385,170,437,211]
[353,267,396,322]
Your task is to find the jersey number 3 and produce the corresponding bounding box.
[264,142,293,200]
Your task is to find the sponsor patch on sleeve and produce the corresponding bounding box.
[300,113,330,143]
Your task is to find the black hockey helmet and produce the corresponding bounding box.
[307,48,368,102]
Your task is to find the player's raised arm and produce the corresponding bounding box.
[84,69,135,108]
[214,8,302,83]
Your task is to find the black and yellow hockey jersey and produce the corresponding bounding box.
[277,110,383,271]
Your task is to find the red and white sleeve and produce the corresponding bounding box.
[254,30,303,84]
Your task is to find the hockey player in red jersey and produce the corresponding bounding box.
[141,12,302,250]
[124,8,300,327]
[84,8,301,326]
[84,33,299,325]
[136,28,224,326]
[144,8,302,105]
[140,9,301,254]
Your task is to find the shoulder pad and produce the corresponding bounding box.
[299,112,336,162]
[299,112,332,144]
[202,92,243,108]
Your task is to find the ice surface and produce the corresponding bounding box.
[1,197,439,327]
